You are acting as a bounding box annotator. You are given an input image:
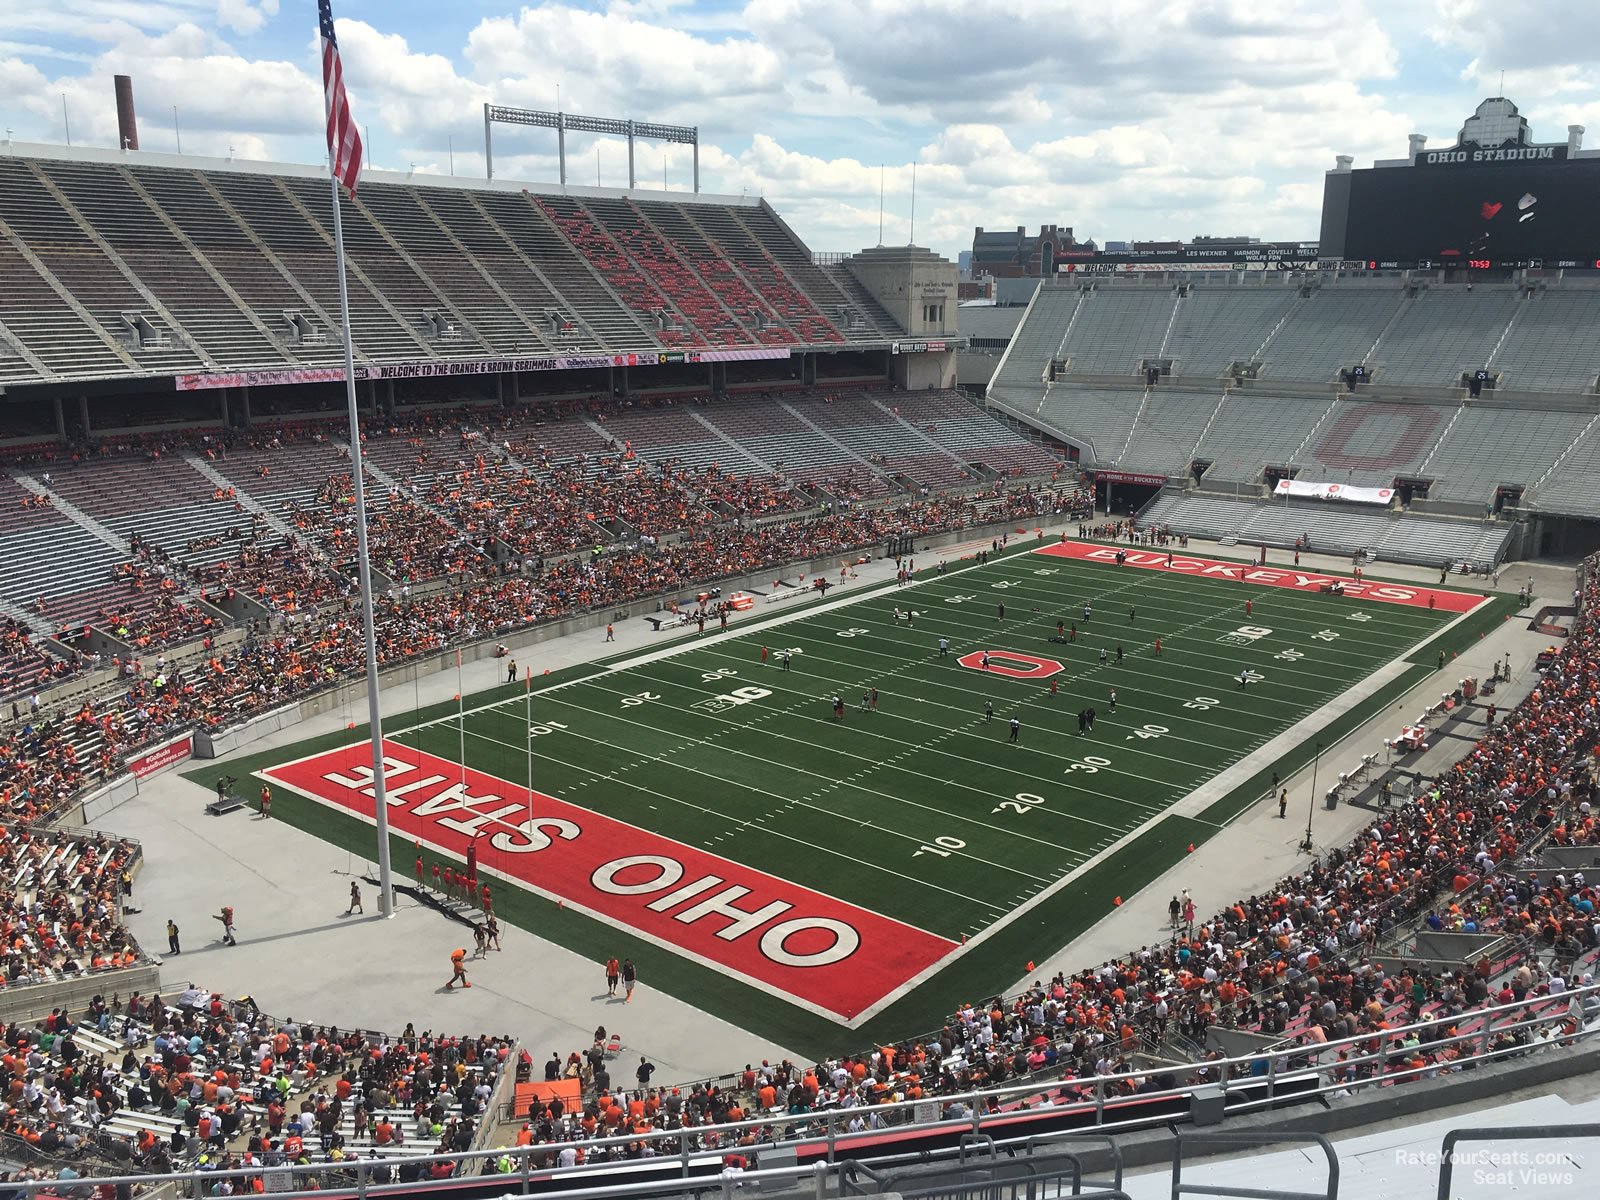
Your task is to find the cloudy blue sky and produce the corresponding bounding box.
[3,1,1598,258]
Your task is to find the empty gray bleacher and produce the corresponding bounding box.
[709,401,856,480]
[1529,420,1600,518]
[356,184,546,356]
[1059,288,1176,375]
[47,456,257,568]
[1116,391,1222,477]
[1377,518,1511,566]
[1260,286,1404,382]
[132,166,348,368]
[416,188,584,352]
[597,408,757,476]
[1373,287,1519,386]
[1194,394,1332,484]
[1162,289,1299,379]
[1034,387,1147,464]
[1419,405,1590,504]
[207,172,431,363]
[1491,289,1600,392]
[1300,400,1448,485]
[1138,493,1256,540]
[0,238,131,381]
[0,520,123,608]
[990,286,1071,398]
[42,161,293,370]
[1141,492,1511,565]
[0,158,203,376]
[1237,499,1394,555]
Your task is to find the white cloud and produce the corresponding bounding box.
[215,0,277,36]
[464,4,783,120]
[0,0,1590,258]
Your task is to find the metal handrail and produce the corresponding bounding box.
[1170,1131,1338,1200]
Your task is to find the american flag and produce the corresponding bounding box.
[319,0,363,196]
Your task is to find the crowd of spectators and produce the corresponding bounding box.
[0,828,140,985]
[0,621,78,702]
[0,974,515,1182]
[285,478,492,586]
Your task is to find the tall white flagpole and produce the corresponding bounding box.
[525,666,533,827]
[325,112,395,920]
[457,647,467,795]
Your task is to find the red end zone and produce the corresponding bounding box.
[1035,542,1486,613]
[262,741,956,1023]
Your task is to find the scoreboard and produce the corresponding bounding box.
[1321,156,1600,270]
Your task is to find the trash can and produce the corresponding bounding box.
[1325,790,1339,810]
[1190,1085,1225,1126]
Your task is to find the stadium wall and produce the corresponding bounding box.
[895,350,955,389]
[0,962,162,1024]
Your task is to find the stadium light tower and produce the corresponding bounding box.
[482,103,699,192]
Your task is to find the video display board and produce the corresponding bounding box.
[1326,157,1600,269]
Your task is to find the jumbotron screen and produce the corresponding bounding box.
[1328,158,1600,267]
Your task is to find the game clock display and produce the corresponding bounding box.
[1341,158,1600,267]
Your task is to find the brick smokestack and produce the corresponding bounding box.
[114,75,139,150]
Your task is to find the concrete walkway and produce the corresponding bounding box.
[107,517,1572,1083]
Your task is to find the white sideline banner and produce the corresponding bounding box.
[1274,478,1396,506]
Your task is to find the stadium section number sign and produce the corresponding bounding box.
[262,741,958,1022]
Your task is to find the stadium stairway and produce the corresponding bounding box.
[182,452,302,550]
[181,172,360,366]
[423,188,596,354]
[683,408,782,473]
[639,201,800,345]
[678,206,845,344]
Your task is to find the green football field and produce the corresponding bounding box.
[222,540,1509,1057]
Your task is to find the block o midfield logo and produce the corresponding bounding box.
[956,649,1065,680]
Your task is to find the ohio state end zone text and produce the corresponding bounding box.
[262,741,956,1023]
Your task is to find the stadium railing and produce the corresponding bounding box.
[19,985,1596,1198]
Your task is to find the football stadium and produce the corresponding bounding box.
[0,29,1598,1198]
